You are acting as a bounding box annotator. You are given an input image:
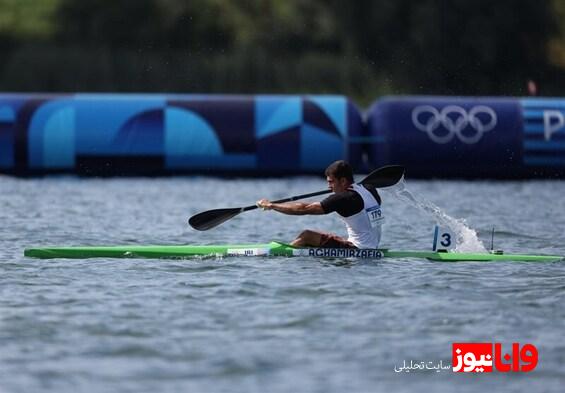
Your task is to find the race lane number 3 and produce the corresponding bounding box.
[432,225,455,251]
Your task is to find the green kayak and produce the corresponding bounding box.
[24,241,563,262]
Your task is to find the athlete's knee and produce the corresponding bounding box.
[297,229,315,240]
[292,230,317,247]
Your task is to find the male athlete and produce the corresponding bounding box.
[256,160,383,248]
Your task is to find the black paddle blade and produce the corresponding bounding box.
[188,208,243,231]
[361,165,405,188]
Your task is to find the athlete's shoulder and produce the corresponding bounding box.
[321,190,359,213]
[359,184,382,205]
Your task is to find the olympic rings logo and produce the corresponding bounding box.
[411,105,497,144]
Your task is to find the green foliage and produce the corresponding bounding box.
[0,0,59,38]
[329,0,559,94]
[0,0,564,99]
[54,0,166,47]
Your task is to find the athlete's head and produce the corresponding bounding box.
[325,160,354,192]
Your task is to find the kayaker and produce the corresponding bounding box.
[256,160,383,248]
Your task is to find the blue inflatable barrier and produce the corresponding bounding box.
[366,96,529,178]
[0,93,364,176]
[5,93,565,178]
[521,98,565,172]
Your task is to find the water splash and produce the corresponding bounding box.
[385,178,486,252]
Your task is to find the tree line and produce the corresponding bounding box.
[1,0,563,104]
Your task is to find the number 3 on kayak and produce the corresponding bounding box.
[432,225,455,251]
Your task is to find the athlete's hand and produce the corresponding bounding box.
[256,199,272,210]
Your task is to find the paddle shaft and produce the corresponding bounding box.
[241,164,405,212]
[241,189,331,212]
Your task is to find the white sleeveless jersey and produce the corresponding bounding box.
[338,184,383,249]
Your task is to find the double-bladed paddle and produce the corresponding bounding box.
[188,165,405,231]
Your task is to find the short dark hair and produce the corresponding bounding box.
[325,160,354,182]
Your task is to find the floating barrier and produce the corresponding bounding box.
[366,96,565,178]
[521,98,565,172]
[0,93,364,176]
[3,93,565,178]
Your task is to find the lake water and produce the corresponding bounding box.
[1,175,565,393]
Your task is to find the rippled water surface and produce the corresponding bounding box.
[1,176,565,393]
